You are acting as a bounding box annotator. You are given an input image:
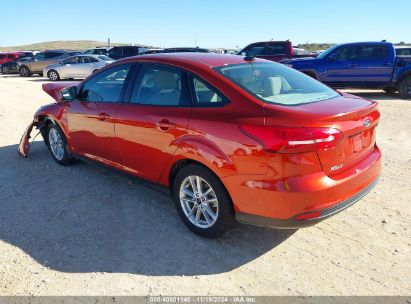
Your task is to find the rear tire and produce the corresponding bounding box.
[398,76,411,99]
[172,164,234,238]
[48,70,60,81]
[383,86,397,94]
[46,123,74,166]
[2,66,8,74]
[19,66,31,77]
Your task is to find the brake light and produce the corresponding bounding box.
[240,125,342,153]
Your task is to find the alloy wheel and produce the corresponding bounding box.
[179,175,219,228]
[49,71,58,81]
[48,127,65,160]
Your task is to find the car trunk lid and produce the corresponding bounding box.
[263,93,380,177]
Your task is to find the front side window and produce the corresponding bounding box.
[244,43,265,57]
[330,45,362,60]
[63,56,80,64]
[361,45,388,60]
[130,64,190,106]
[45,52,63,59]
[81,56,98,63]
[191,76,226,105]
[79,64,131,102]
[214,62,339,106]
[34,53,45,61]
[264,44,287,56]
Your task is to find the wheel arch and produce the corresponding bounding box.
[301,70,319,80]
[396,71,411,85]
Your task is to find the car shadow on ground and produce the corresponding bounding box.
[0,142,295,276]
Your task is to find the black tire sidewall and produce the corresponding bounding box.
[47,123,72,166]
[172,164,234,238]
[399,76,411,99]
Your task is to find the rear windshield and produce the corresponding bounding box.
[214,62,339,105]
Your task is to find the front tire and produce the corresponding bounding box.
[398,76,411,99]
[48,70,60,81]
[2,66,8,74]
[173,164,234,238]
[47,124,74,166]
[19,66,31,77]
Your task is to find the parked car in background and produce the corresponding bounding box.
[108,46,147,60]
[146,48,164,54]
[19,53,381,237]
[162,47,210,53]
[238,41,317,62]
[44,55,114,81]
[1,52,34,74]
[18,50,81,77]
[281,41,411,98]
[82,47,112,56]
[0,51,33,67]
[395,46,411,56]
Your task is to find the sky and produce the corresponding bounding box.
[0,0,409,48]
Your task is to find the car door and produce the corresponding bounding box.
[356,44,393,83]
[65,63,133,163]
[29,52,46,72]
[78,56,100,78]
[60,56,81,78]
[321,44,362,84]
[114,63,192,181]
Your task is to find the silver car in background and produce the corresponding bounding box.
[43,55,114,81]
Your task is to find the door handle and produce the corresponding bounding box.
[156,119,176,131]
[98,112,110,121]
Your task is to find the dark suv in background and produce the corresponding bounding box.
[18,50,81,77]
[108,46,147,60]
[1,52,34,74]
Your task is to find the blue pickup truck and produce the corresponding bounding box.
[281,42,411,99]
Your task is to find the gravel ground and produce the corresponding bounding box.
[0,74,410,296]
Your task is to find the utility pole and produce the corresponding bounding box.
[108,38,111,47]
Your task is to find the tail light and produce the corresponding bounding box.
[240,125,343,153]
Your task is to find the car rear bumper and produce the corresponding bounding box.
[235,176,379,229]
[223,144,382,227]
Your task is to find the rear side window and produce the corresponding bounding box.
[79,64,131,103]
[63,56,80,64]
[362,45,388,59]
[0,54,6,59]
[191,76,227,106]
[130,64,190,106]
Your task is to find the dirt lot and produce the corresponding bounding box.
[0,74,410,296]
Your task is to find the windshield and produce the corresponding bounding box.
[317,45,339,59]
[214,62,339,106]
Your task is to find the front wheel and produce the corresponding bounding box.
[19,66,31,77]
[47,124,74,166]
[2,66,8,74]
[173,164,234,238]
[398,76,411,99]
[48,70,60,81]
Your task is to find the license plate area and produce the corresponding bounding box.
[351,133,364,153]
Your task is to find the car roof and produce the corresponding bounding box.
[119,53,266,68]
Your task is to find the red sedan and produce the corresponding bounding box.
[19,53,382,237]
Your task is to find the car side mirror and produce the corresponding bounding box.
[61,86,78,101]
